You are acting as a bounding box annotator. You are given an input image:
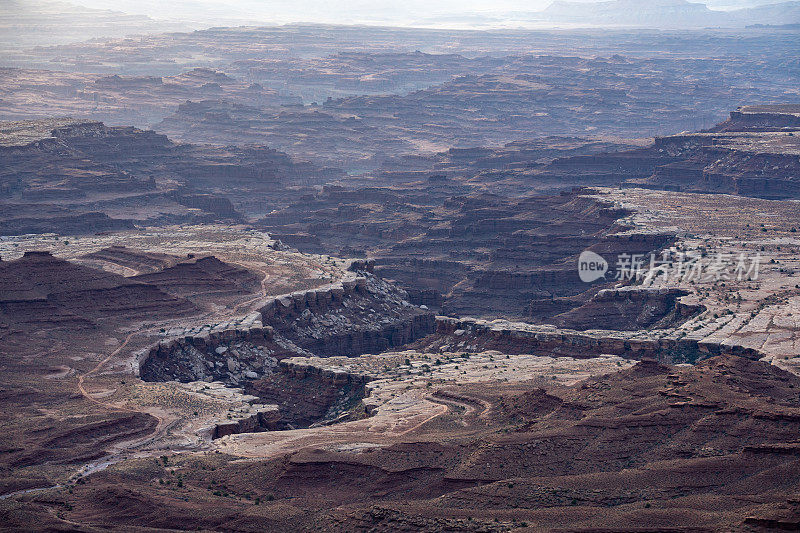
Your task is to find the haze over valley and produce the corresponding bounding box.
[1,2,800,531]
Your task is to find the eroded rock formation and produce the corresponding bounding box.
[0,251,196,333]
[0,119,342,234]
[551,287,703,331]
[420,316,762,364]
[259,272,435,357]
[260,187,674,322]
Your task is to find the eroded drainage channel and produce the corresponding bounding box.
[137,269,433,439]
[138,323,375,439]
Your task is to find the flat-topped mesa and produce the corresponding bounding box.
[139,323,376,434]
[247,358,373,430]
[633,142,800,199]
[543,148,678,177]
[46,122,171,153]
[21,250,54,258]
[260,188,670,322]
[711,105,800,133]
[137,318,276,384]
[279,358,375,387]
[188,355,374,439]
[0,251,196,330]
[49,122,174,159]
[169,191,240,218]
[211,404,281,439]
[429,316,762,365]
[139,270,434,385]
[0,117,343,234]
[618,107,800,199]
[259,276,368,321]
[50,121,107,138]
[80,246,180,274]
[551,287,704,331]
[0,118,87,147]
[259,272,436,357]
[94,75,164,89]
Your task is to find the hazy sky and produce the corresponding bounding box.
[67,0,779,26]
[69,0,550,22]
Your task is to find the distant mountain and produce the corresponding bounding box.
[1,0,798,40]
[543,0,714,26]
[0,0,195,50]
[733,1,800,24]
[535,0,800,27]
[706,0,775,6]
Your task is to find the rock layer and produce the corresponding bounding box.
[423,316,762,364]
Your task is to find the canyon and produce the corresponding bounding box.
[1,15,800,533]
